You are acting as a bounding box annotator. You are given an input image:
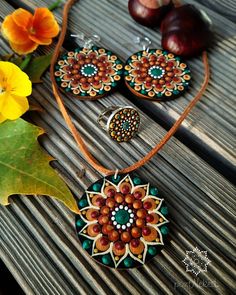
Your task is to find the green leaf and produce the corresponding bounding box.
[24,54,52,83]
[0,119,79,213]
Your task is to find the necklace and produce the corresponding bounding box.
[49,0,210,269]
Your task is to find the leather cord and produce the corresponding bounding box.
[49,0,210,176]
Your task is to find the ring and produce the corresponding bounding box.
[98,106,140,142]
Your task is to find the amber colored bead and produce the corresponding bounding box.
[98,215,109,225]
[136,209,147,219]
[125,194,134,204]
[93,224,101,233]
[142,226,151,236]
[73,64,80,69]
[102,224,114,235]
[134,191,142,199]
[133,200,142,209]
[79,60,85,65]
[136,218,145,228]
[85,58,91,63]
[106,198,116,208]
[121,185,130,194]
[108,230,119,242]
[80,77,87,83]
[165,66,172,71]
[161,62,166,67]
[130,240,144,255]
[100,237,109,246]
[130,239,140,248]
[146,214,154,223]
[107,189,116,198]
[92,59,98,64]
[167,72,174,77]
[99,66,106,71]
[152,79,158,85]
[143,63,150,68]
[94,76,100,81]
[146,76,152,82]
[165,77,171,82]
[143,201,152,210]
[100,206,110,215]
[97,62,103,67]
[131,227,142,238]
[114,241,125,250]
[91,211,99,219]
[149,61,155,66]
[159,79,165,85]
[98,72,104,77]
[141,73,147,78]
[121,231,131,242]
[87,77,94,83]
[74,74,81,80]
[115,193,124,203]
[71,70,78,75]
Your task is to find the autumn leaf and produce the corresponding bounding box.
[0,118,79,213]
[24,54,52,83]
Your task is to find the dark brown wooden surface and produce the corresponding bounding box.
[0,0,235,294]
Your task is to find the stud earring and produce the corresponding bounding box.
[54,33,124,100]
[124,37,191,101]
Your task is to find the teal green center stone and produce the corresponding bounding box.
[122,121,130,131]
[115,209,130,224]
[149,66,164,79]
[81,64,97,76]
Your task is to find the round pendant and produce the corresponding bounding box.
[54,46,123,100]
[75,174,169,269]
[124,49,191,101]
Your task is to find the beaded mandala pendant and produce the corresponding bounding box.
[75,174,169,269]
[54,46,123,100]
[124,49,191,101]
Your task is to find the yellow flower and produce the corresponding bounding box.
[0,61,32,123]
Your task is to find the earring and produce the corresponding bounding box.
[124,37,191,101]
[97,106,140,143]
[54,33,124,100]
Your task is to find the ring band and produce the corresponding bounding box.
[98,106,140,142]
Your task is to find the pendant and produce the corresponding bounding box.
[75,174,169,269]
[54,46,123,100]
[124,49,191,101]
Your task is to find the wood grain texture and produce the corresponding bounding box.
[0,0,235,294]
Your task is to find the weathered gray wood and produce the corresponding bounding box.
[0,0,235,295]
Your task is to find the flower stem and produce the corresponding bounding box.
[20,54,32,70]
[48,0,63,11]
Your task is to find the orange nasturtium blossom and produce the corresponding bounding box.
[0,61,32,123]
[1,8,59,55]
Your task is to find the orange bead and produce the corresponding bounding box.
[102,224,114,235]
[131,227,142,238]
[100,206,110,215]
[115,193,124,203]
[136,209,147,219]
[108,230,119,242]
[86,209,99,221]
[106,198,115,208]
[136,218,145,228]
[98,215,109,225]
[133,200,142,209]
[87,224,100,237]
[125,194,134,204]
[129,240,144,255]
[142,226,158,242]
[96,237,110,252]
[112,243,126,256]
[121,231,131,243]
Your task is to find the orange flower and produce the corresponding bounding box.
[1,8,59,55]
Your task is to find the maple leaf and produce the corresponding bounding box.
[0,118,79,213]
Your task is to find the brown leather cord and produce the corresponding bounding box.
[50,0,210,176]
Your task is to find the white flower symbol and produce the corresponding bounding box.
[182,247,211,276]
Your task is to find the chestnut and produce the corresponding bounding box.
[128,0,173,27]
[161,4,213,56]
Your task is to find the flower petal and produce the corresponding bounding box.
[11,8,33,29]
[1,15,29,45]
[0,113,7,124]
[0,62,32,97]
[28,34,52,45]
[32,8,59,39]
[1,94,29,120]
[9,39,38,55]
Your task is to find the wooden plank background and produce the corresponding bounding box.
[0,0,235,294]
